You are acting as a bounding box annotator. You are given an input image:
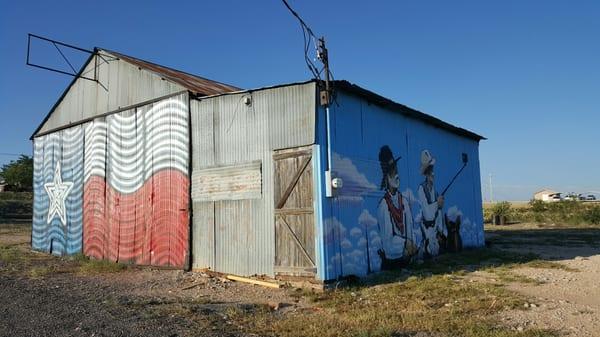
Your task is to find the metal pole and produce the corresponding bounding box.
[326,106,332,170]
[28,33,94,54]
[318,37,335,197]
[319,37,332,170]
[489,173,493,203]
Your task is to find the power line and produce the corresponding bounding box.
[280,0,337,105]
[281,0,322,80]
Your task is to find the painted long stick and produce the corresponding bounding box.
[441,153,469,196]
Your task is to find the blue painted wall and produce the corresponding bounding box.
[316,90,484,281]
[32,126,85,255]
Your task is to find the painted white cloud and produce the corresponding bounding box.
[324,217,346,244]
[341,238,353,249]
[357,237,367,248]
[369,231,382,247]
[447,205,463,223]
[350,227,363,237]
[331,253,341,264]
[358,209,377,228]
[347,249,364,261]
[332,153,377,202]
[343,263,360,275]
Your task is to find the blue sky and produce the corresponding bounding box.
[1,1,598,201]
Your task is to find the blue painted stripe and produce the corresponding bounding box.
[32,126,84,255]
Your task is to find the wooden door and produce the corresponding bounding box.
[273,146,316,277]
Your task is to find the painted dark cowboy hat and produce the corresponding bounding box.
[379,146,401,172]
[379,145,401,188]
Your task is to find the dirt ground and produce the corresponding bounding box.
[486,223,600,337]
[2,222,600,337]
[0,224,308,337]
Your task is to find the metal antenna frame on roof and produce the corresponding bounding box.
[26,33,114,91]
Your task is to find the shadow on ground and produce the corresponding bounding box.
[486,226,600,259]
[346,226,600,288]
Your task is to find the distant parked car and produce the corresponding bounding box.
[587,195,597,201]
[549,194,562,202]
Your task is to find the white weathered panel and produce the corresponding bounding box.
[36,52,185,135]
[191,161,261,201]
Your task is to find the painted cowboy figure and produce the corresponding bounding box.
[376,145,417,270]
[417,150,447,257]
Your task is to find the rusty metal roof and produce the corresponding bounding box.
[100,48,241,96]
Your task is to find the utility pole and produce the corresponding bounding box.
[489,173,494,203]
[317,37,330,107]
[317,37,337,197]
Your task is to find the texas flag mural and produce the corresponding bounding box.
[33,127,85,255]
[32,93,190,267]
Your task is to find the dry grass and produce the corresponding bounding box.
[0,223,566,336]
[0,245,21,264]
[213,248,566,337]
[229,275,556,337]
[72,254,127,274]
[0,235,127,277]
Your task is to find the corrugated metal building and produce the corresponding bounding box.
[32,48,484,282]
[31,48,239,265]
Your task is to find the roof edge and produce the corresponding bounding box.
[189,80,316,101]
[32,47,242,139]
[98,48,242,94]
[332,80,486,141]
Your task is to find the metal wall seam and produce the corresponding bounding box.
[187,92,193,271]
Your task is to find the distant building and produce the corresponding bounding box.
[0,180,5,192]
[533,189,561,202]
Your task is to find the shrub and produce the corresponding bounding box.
[0,200,32,216]
[482,207,493,223]
[491,201,511,217]
[547,200,582,214]
[0,155,33,191]
[0,191,33,201]
[508,200,599,226]
[529,199,546,212]
[583,206,600,225]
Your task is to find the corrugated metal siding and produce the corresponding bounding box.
[37,52,184,135]
[32,125,85,255]
[83,93,190,267]
[32,93,190,268]
[190,82,316,277]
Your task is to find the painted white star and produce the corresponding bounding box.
[44,161,73,226]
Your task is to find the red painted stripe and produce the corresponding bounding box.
[83,170,189,268]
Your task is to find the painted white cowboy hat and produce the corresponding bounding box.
[420,150,435,175]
